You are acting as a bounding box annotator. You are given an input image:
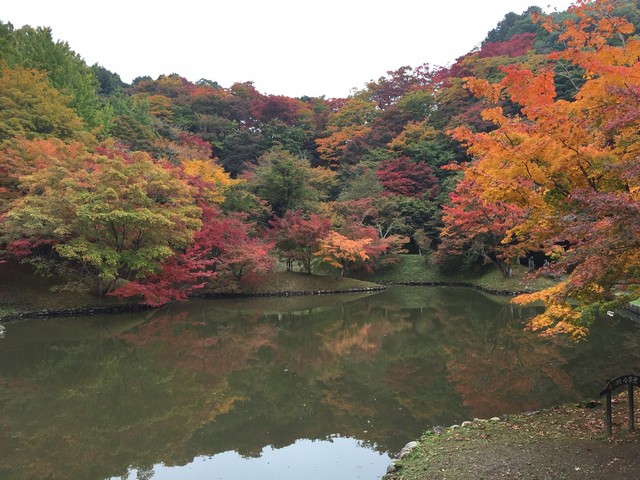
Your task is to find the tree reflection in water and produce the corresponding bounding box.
[0,286,638,480]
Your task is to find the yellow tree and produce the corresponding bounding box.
[0,64,83,143]
[448,0,640,337]
[182,159,239,204]
[147,94,173,121]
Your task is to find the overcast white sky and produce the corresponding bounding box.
[2,0,576,98]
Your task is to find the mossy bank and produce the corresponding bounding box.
[384,394,640,480]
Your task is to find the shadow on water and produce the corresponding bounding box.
[0,286,638,479]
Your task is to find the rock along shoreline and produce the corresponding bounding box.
[384,415,507,476]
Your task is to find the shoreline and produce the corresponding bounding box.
[0,256,554,322]
[3,278,638,324]
[0,284,388,322]
[383,395,640,479]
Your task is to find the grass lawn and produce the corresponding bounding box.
[0,260,129,317]
[350,254,559,294]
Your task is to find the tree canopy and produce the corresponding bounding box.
[1,0,638,335]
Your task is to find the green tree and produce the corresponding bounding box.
[92,64,127,95]
[104,93,157,151]
[338,166,384,201]
[218,129,263,176]
[249,148,321,216]
[483,7,543,44]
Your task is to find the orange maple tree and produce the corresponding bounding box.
[315,231,371,278]
[447,0,640,337]
[315,98,377,168]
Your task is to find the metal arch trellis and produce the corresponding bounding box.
[599,374,640,436]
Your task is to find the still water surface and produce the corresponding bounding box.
[1,286,638,480]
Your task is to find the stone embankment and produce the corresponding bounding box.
[0,304,155,322]
[382,280,529,296]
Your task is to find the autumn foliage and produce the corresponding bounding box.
[269,210,331,274]
[376,156,440,199]
[437,177,527,276]
[1,1,639,331]
[443,0,640,336]
[1,138,201,294]
[315,231,371,278]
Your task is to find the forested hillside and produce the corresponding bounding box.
[1,0,639,336]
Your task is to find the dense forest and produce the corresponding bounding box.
[0,0,639,336]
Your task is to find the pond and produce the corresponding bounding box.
[1,286,638,480]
